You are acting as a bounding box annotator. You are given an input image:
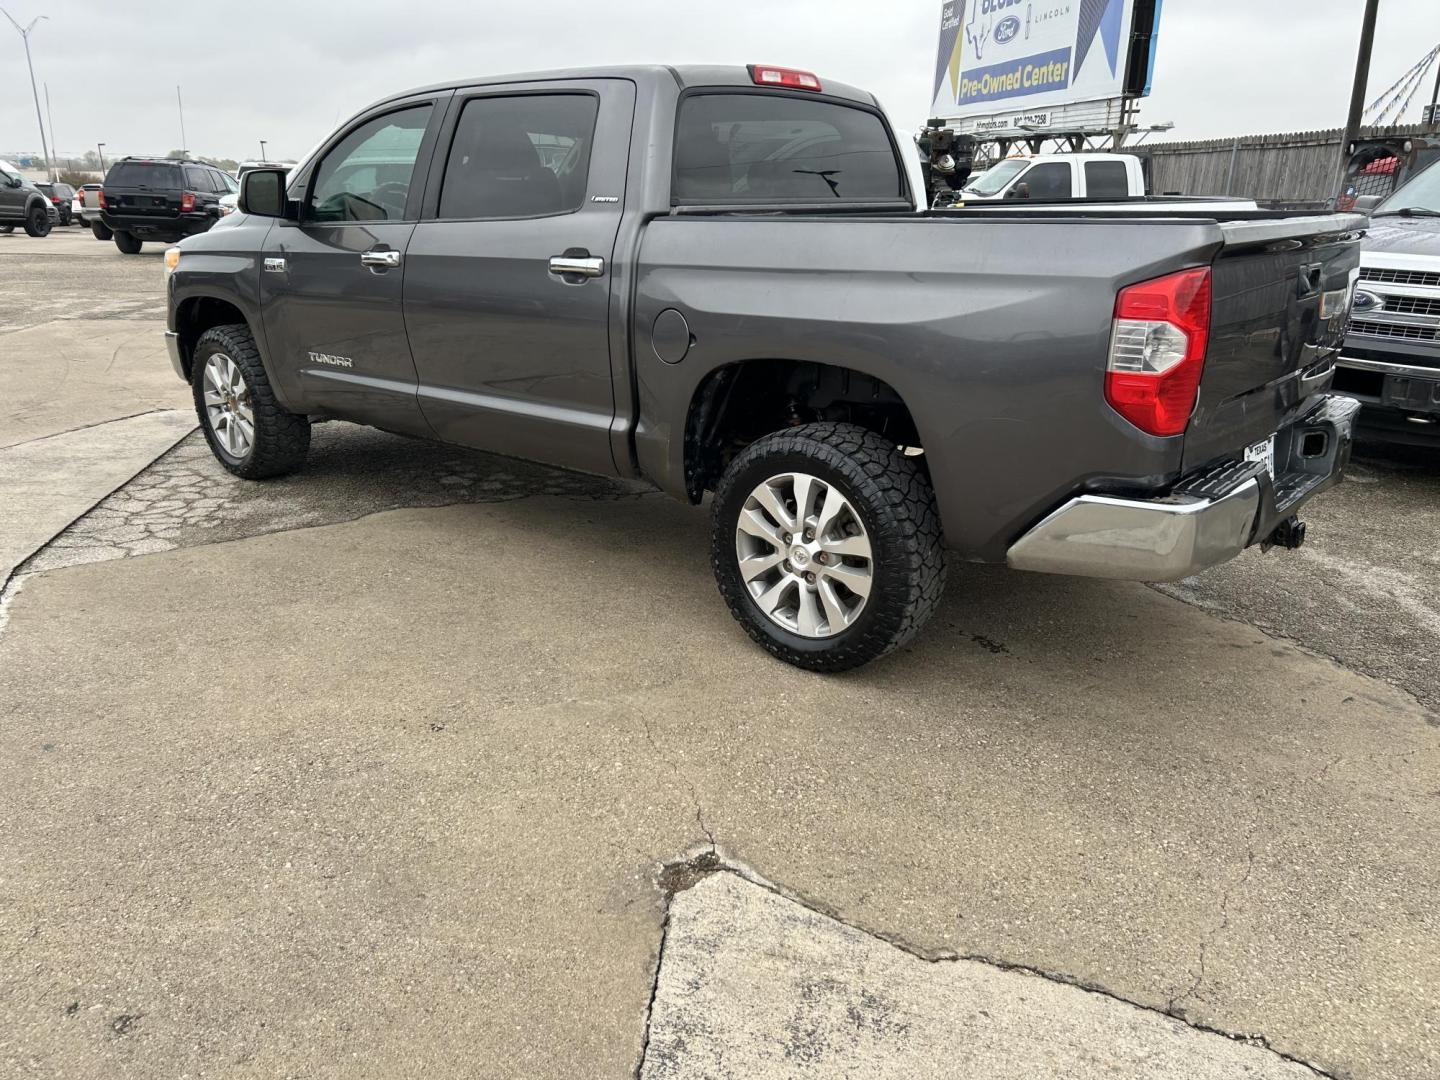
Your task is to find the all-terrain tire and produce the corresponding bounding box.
[23,203,51,237]
[192,323,310,480]
[710,422,946,672]
[113,230,142,254]
[91,221,113,241]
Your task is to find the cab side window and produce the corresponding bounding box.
[1021,163,1072,199]
[1085,161,1130,199]
[438,94,598,219]
[307,105,433,223]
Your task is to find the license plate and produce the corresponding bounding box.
[1245,436,1276,479]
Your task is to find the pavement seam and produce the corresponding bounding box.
[632,887,675,1080]
[645,853,1345,1080]
[0,413,198,600]
[1149,581,1439,725]
[0,407,175,452]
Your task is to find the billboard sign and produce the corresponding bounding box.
[931,0,1162,126]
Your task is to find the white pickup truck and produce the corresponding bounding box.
[951,152,1258,212]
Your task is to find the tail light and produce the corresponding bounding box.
[180,191,196,212]
[1105,268,1213,437]
[98,189,108,209]
[748,65,823,91]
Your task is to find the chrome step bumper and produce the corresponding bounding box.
[1005,480,1261,583]
[1006,396,1358,582]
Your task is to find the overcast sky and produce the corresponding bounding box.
[1,0,1437,164]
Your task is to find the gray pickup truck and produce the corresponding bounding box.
[163,64,1365,671]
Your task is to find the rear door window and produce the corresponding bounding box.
[307,104,433,223]
[1018,163,1072,199]
[673,93,905,205]
[1085,160,1131,199]
[438,93,598,219]
[183,166,210,191]
[107,162,181,189]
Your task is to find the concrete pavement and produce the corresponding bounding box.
[3,224,1439,1080]
[3,493,1436,1079]
[644,872,1317,1079]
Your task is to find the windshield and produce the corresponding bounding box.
[963,159,1028,196]
[1375,160,1440,214]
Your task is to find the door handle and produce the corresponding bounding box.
[361,249,401,269]
[549,255,605,279]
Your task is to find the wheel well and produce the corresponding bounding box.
[683,360,923,502]
[174,297,250,381]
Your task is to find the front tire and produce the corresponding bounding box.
[711,422,946,672]
[23,204,51,237]
[91,221,113,241]
[0,225,13,234]
[113,230,142,254]
[192,324,311,480]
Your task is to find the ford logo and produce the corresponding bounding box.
[995,15,1021,44]
[1352,290,1381,311]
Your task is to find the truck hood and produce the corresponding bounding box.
[1363,216,1440,257]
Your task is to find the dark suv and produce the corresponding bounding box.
[35,181,76,226]
[0,158,55,236]
[100,157,236,253]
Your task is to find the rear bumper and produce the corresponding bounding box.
[100,212,213,238]
[1007,395,1358,582]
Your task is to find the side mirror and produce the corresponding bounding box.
[1352,194,1382,213]
[239,168,292,219]
[4,175,21,189]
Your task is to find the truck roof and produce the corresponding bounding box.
[374,64,878,112]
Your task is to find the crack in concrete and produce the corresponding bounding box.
[643,851,1342,1080]
[1166,797,1264,1017]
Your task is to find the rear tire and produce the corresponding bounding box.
[91,221,113,241]
[23,204,51,237]
[711,422,946,672]
[113,230,142,254]
[192,324,310,480]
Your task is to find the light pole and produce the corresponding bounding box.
[43,80,58,180]
[96,143,106,176]
[1337,0,1382,202]
[0,7,53,181]
[259,140,268,162]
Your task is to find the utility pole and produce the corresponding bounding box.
[1337,0,1382,202]
[1,7,53,180]
[43,81,58,180]
[1430,48,1440,124]
[177,85,188,156]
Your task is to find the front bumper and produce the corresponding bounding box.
[164,330,185,381]
[1006,395,1359,582]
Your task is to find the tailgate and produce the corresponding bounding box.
[1182,213,1366,471]
[106,186,182,217]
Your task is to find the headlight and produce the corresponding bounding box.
[164,247,181,281]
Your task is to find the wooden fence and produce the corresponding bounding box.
[1132,123,1437,202]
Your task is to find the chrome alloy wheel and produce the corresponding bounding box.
[734,472,874,639]
[203,352,255,459]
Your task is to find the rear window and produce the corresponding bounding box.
[673,93,905,205]
[106,162,181,189]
